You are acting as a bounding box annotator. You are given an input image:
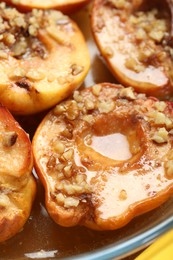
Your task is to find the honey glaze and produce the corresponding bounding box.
[88,133,132,160]
[73,107,173,222]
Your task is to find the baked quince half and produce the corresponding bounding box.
[91,0,173,99]
[0,3,90,115]
[0,105,36,242]
[33,83,173,230]
[3,0,90,13]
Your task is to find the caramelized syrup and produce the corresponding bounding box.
[89,133,131,161]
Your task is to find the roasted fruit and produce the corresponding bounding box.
[91,0,173,99]
[0,104,36,242]
[32,83,173,230]
[3,0,90,13]
[0,3,90,115]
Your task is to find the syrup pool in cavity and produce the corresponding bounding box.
[89,133,132,160]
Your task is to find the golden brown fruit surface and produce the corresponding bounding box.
[0,105,36,242]
[0,3,90,115]
[3,0,90,13]
[33,83,173,230]
[91,0,173,99]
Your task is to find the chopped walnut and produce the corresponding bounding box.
[151,127,168,143]
[98,100,115,113]
[119,87,136,100]
[0,50,8,59]
[84,99,95,110]
[92,85,102,96]
[26,69,46,81]
[56,193,65,205]
[0,3,70,60]
[111,0,127,9]
[54,104,66,115]
[73,90,83,102]
[65,101,79,120]
[82,115,94,123]
[63,164,72,178]
[147,111,167,125]
[64,197,79,208]
[52,139,65,154]
[154,101,167,112]
[71,64,84,76]
[61,149,74,161]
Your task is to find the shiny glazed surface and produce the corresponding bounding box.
[91,0,173,99]
[0,4,173,260]
[32,82,173,231]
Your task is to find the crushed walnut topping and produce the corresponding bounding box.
[119,87,136,100]
[151,127,169,143]
[71,64,84,76]
[0,3,70,60]
[123,4,170,73]
[92,0,173,92]
[34,83,173,214]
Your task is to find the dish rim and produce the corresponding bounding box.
[64,214,173,260]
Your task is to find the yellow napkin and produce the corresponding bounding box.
[135,229,173,260]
